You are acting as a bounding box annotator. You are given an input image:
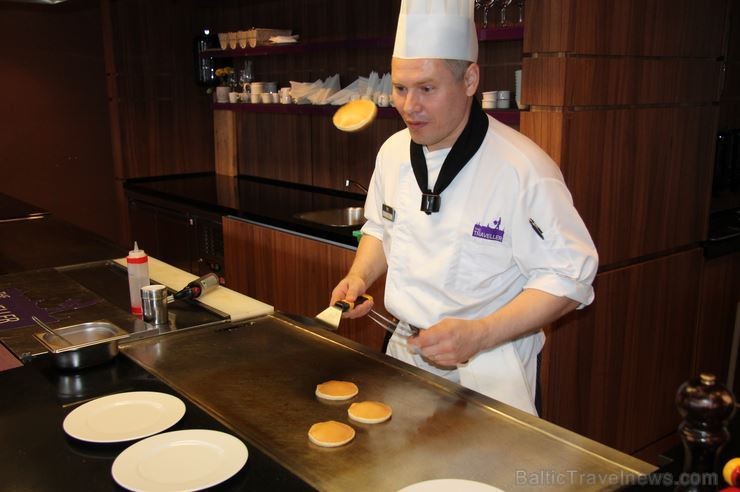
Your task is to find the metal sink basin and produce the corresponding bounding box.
[295,207,365,227]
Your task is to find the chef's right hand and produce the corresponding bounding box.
[330,274,373,319]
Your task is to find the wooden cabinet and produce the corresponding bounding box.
[522,0,731,460]
[694,251,740,397]
[223,216,386,351]
[127,194,225,279]
[541,249,703,456]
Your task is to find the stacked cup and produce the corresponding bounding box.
[481,91,497,109]
[496,90,511,109]
[250,82,264,103]
[279,87,291,104]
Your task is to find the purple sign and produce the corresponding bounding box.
[0,287,99,331]
[472,217,505,242]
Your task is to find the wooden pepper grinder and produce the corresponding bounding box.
[676,373,737,492]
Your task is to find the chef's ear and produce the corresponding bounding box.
[464,63,480,96]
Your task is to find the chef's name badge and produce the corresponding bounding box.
[382,204,396,222]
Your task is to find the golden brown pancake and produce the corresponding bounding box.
[332,99,378,132]
[347,401,392,424]
[308,420,356,447]
[315,380,359,401]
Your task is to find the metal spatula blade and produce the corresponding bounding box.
[315,295,372,330]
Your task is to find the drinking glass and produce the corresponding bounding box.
[239,60,253,93]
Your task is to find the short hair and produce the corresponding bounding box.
[443,59,473,80]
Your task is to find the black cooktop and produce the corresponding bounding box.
[0,354,313,491]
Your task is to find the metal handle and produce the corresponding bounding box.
[31,316,73,346]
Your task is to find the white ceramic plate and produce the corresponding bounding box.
[63,391,186,443]
[111,429,248,492]
[399,479,505,492]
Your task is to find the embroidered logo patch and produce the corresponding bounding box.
[472,217,505,242]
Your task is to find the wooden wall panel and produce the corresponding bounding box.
[109,0,215,178]
[0,3,118,242]
[519,111,565,165]
[565,59,721,106]
[693,252,740,386]
[236,113,313,184]
[523,0,574,54]
[223,217,387,351]
[564,107,717,266]
[543,249,702,454]
[311,116,404,191]
[214,110,237,176]
[524,57,721,107]
[526,0,727,56]
[521,57,567,107]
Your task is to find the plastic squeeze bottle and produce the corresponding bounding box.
[127,242,150,316]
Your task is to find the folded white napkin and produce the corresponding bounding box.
[269,34,299,44]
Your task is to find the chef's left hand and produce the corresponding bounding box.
[407,318,484,367]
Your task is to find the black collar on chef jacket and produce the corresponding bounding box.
[409,98,489,215]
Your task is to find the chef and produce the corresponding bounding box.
[331,0,598,415]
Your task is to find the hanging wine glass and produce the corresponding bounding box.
[498,0,513,27]
[516,0,525,24]
[475,0,496,29]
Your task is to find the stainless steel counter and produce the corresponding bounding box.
[0,261,226,359]
[123,314,656,491]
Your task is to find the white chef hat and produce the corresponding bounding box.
[393,0,478,62]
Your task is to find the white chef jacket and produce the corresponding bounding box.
[361,115,598,415]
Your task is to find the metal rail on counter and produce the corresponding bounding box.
[122,313,656,492]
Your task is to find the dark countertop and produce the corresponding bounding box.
[0,354,312,491]
[0,216,126,274]
[0,191,49,222]
[124,173,366,247]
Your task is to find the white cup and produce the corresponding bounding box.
[496,99,510,109]
[260,93,271,104]
[228,92,239,103]
[377,94,389,107]
[497,90,511,100]
[270,92,279,103]
[279,87,291,97]
[250,93,261,104]
[280,95,292,104]
[482,90,497,101]
[215,86,229,103]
